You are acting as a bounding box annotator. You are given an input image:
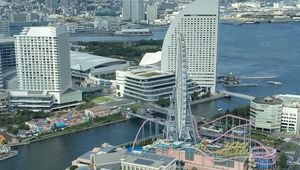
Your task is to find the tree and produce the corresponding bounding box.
[19,123,30,131]
[155,98,170,107]
[191,91,199,101]
[69,165,78,170]
[12,128,19,135]
[191,167,198,170]
[279,152,288,170]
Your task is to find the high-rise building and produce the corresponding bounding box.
[14,26,72,103]
[122,0,131,21]
[0,38,15,71]
[122,0,144,23]
[146,5,158,22]
[277,94,300,134]
[10,13,40,22]
[131,0,144,23]
[161,0,219,94]
[0,38,15,90]
[0,21,10,38]
[45,0,59,9]
[61,0,71,7]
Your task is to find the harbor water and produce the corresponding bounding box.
[1,22,300,170]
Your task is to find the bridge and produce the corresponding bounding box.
[219,90,255,100]
[125,111,166,126]
[143,103,169,115]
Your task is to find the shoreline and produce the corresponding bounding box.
[0,151,18,161]
[8,117,129,147]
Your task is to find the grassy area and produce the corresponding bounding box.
[139,72,161,77]
[92,96,112,103]
[78,40,163,65]
[128,103,141,113]
[252,132,283,147]
[75,102,95,111]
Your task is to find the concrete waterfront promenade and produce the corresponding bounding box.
[191,93,226,105]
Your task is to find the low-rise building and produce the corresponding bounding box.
[115,29,152,36]
[115,66,202,102]
[85,106,111,118]
[277,94,300,134]
[121,153,176,170]
[10,89,82,112]
[70,51,129,83]
[250,96,283,132]
[0,91,9,114]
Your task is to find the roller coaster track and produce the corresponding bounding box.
[132,115,276,166]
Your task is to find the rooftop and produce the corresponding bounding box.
[0,37,14,43]
[123,152,175,168]
[70,51,127,72]
[86,106,109,112]
[16,26,67,37]
[138,72,162,77]
[252,96,283,105]
[139,51,162,66]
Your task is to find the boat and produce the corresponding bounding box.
[218,108,224,112]
[268,81,282,85]
[114,29,153,36]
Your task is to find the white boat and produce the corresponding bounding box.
[268,81,282,85]
[218,108,224,112]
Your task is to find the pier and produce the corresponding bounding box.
[224,83,258,87]
[0,151,18,161]
[239,75,276,79]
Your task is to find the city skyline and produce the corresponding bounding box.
[0,0,300,169]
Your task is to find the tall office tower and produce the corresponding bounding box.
[61,0,71,7]
[15,26,72,102]
[45,0,59,9]
[131,0,144,23]
[0,38,15,71]
[0,21,10,38]
[122,0,131,21]
[122,0,144,23]
[161,0,219,94]
[166,35,196,142]
[0,38,15,90]
[146,5,158,22]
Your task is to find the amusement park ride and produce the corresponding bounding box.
[132,35,277,170]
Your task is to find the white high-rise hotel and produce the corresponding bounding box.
[15,26,72,103]
[161,0,219,93]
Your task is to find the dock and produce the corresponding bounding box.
[224,83,258,87]
[239,76,276,79]
[0,150,18,161]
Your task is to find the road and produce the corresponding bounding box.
[289,137,300,170]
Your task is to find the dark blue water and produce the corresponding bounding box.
[0,118,157,170]
[192,22,300,117]
[1,22,300,170]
